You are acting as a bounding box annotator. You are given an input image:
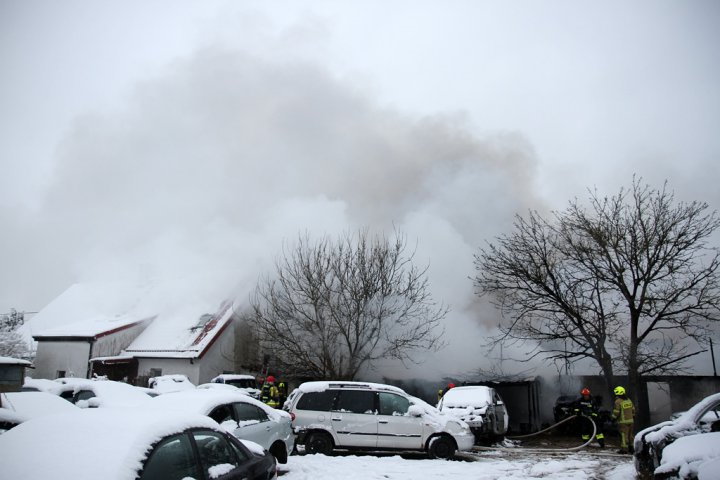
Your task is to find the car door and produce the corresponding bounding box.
[376,392,424,450]
[492,390,508,434]
[331,389,378,448]
[191,430,255,480]
[231,401,274,449]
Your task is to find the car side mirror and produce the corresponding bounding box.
[407,405,424,417]
[220,419,239,432]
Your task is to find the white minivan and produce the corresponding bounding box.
[284,381,474,459]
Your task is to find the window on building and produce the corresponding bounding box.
[56,370,66,379]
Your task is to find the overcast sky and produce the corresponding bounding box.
[2,1,719,377]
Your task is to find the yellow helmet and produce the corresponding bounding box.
[614,386,626,396]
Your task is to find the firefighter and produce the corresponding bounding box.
[277,379,288,408]
[572,387,605,447]
[438,382,456,403]
[612,386,635,454]
[261,375,280,408]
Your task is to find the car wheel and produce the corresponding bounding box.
[305,432,334,456]
[270,441,288,464]
[428,435,456,459]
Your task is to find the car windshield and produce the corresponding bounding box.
[226,379,256,389]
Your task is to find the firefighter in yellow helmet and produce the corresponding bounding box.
[612,386,635,454]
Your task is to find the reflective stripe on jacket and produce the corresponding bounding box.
[613,397,634,424]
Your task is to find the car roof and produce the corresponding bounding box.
[58,380,153,407]
[1,391,79,420]
[213,374,256,381]
[0,408,220,480]
[297,381,406,395]
[149,388,290,421]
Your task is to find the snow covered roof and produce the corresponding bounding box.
[24,275,246,359]
[0,356,32,366]
[0,408,221,480]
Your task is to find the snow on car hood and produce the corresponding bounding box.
[408,396,470,432]
[655,431,720,478]
[438,386,493,409]
[0,408,220,480]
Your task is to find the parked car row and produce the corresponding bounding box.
[1,376,481,479]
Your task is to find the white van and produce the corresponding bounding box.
[284,381,474,459]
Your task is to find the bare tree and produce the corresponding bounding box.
[474,179,720,425]
[0,308,31,358]
[247,229,447,380]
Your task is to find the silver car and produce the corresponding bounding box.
[150,388,294,463]
[284,381,474,459]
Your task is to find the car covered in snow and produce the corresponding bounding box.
[0,391,79,434]
[54,378,152,408]
[284,381,474,459]
[148,373,196,393]
[0,408,277,480]
[653,431,720,479]
[634,392,720,478]
[436,385,508,443]
[212,374,262,399]
[149,388,294,464]
[21,377,64,394]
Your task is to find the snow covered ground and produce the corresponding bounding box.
[279,452,636,480]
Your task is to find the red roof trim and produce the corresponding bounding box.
[94,318,151,340]
[198,316,233,359]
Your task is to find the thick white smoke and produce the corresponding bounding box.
[3,44,547,378]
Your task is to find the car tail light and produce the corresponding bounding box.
[290,412,296,422]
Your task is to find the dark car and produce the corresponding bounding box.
[634,392,720,478]
[0,408,277,480]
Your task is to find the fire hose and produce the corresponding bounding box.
[472,414,602,454]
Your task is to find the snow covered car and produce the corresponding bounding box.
[0,408,277,480]
[436,385,508,443]
[54,378,152,408]
[284,381,474,459]
[149,388,294,464]
[653,431,720,479]
[634,392,720,478]
[148,373,196,393]
[21,377,64,393]
[212,374,262,399]
[0,391,79,434]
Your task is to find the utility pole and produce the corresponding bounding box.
[711,338,718,377]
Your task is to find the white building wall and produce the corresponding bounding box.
[136,357,201,386]
[198,322,235,384]
[32,341,91,379]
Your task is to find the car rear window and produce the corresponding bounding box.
[295,390,338,411]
